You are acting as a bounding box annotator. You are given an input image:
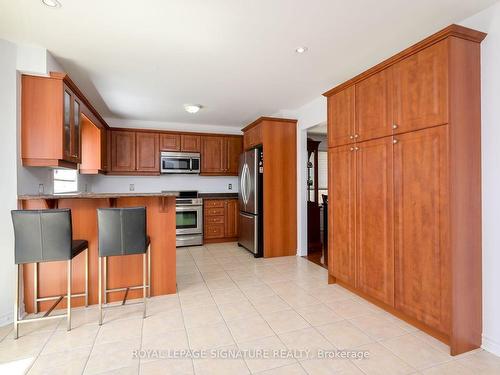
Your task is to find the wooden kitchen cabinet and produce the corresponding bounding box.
[356,136,394,306]
[243,123,263,150]
[111,131,136,172]
[204,199,239,243]
[181,134,201,152]
[324,25,485,355]
[160,133,181,151]
[224,199,238,238]
[393,40,449,134]
[328,145,356,286]
[22,73,83,168]
[327,86,355,147]
[80,115,108,174]
[355,68,393,142]
[394,125,450,333]
[136,132,159,172]
[200,136,242,175]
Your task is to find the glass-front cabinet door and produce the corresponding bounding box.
[72,98,81,162]
[63,90,72,160]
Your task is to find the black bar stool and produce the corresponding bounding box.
[97,207,151,325]
[11,209,89,339]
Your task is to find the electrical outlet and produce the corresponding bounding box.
[129,184,135,191]
[228,184,232,190]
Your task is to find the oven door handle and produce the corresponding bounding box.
[176,205,203,212]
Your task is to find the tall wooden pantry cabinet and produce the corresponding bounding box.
[324,24,486,355]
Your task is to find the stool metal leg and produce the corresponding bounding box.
[98,257,102,325]
[147,245,151,298]
[85,248,89,307]
[103,256,107,305]
[33,263,38,314]
[143,253,147,319]
[67,259,71,332]
[14,264,19,340]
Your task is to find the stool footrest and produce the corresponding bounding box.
[104,285,150,294]
[43,296,64,317]
[36,293,86,302]
[17,313,67,325]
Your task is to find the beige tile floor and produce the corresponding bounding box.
[0,242,499,374]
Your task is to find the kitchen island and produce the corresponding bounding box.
[18,192,178,313]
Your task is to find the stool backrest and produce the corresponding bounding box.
[11,209,73,264]
[97,207,148,256]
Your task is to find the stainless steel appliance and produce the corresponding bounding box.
[174,191,203,247]
[160,152,200,174]
[238,148,263,257]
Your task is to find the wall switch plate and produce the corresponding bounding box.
[129,184,135,191]
[228,184,232,190]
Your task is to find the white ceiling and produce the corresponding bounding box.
[0,0,495,128]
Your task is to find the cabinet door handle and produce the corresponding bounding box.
[392,124,398,129]
[354,134,359,138]
[350,147,355,151]
[355,146,359,151]
[393,139,399,144]
[350,135,354,140]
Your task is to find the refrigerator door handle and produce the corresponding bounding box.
[244,163,251,205]
[240,163,247,205]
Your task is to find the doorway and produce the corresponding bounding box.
[304,123,328,268]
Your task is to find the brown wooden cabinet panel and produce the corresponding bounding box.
[181,134,200,152]
[356,137,394,305]
[394,125,450,334]
[329,145,356,286]
[201,136,225,173]
[356,68,393,141]
[393,40,449,133]
[136,132,159,172]
[160,133,181,151]
[226,137,243,175]
[328,86,355,147]
[224,199,238,238]
[204,224,225,239]
[111,131,136,172]
[244,124,263,150]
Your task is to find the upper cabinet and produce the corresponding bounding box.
[393,40,449,133]
[110,130,159,174]
[181,134,201,152]
[22,74,83,168]
[22,72,110,170]
[243,123,263,150]
[200,135,242,175]
[355,68,393,141]
[327,86,355,147]
[160,134,181,151]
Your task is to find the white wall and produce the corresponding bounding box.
[460,2,500,356]
[0,39,19,326]
[91,174,238,194]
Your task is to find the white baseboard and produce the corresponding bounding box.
[482,334,500,357]
[0,310,12,327]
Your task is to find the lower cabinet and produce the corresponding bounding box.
[329,125,449,334]
[204,199,239,242]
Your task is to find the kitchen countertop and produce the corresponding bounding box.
[199,193,238,199]
[18,192,180,200]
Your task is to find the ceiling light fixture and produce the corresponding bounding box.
[184,104,202,114]
[42,0,61,8]
[295,46,308,54]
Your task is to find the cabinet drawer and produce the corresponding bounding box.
[205,200,224,208]
[206,216,225,224]
[204,224,225,239]
[205,207,224,216]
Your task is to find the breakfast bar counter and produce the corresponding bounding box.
[18,192,179,313]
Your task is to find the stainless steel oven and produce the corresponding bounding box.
[161,152,200,174]
[174,191,203,247]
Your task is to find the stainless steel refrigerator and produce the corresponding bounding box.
[238,148,263,257]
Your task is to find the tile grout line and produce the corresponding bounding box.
[23,318,62,374]
[188,244,253,374]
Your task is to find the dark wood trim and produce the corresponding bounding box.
[242,116,297,132]
[323,24,486,97]
[22,158,77,169]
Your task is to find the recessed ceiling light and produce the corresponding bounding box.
[42,0,61,7]
[184,104,202,114]
[295,46,308,54]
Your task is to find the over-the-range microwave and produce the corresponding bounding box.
[160,152,201,174]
